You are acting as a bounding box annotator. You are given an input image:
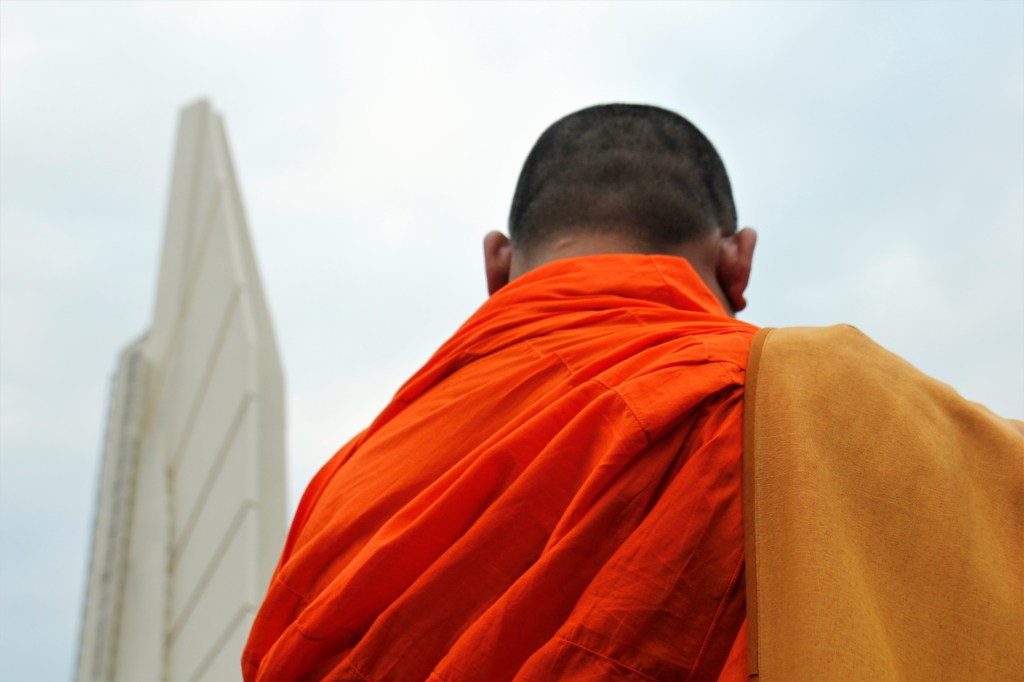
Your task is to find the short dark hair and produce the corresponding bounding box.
[508,104,736,252]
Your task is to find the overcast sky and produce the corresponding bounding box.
[1,2,1022,679]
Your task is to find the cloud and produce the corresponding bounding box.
[140,0,302,36]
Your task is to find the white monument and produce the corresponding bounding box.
[77,100,286,681]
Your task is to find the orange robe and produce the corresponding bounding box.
[243,255,758,681]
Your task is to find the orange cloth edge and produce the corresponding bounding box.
[741,327,773,679]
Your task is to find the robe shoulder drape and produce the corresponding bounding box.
[244,255,759,681]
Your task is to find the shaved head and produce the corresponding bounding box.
[508,104,736,254]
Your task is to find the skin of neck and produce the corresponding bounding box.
[511,232,735,315]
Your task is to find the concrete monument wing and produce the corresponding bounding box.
[77,100,286,682]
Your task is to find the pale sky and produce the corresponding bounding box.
[1,2,1022,679]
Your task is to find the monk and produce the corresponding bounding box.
[243,104,1023,681]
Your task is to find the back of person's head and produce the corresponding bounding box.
[508,104,736,254]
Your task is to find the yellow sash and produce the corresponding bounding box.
[744,325,1023,681]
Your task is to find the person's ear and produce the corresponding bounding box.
[716,227,757,313]
[483,231,513,296]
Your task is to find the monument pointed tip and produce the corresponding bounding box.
[181,98,214,115]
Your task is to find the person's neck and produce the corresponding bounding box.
[511,233,732,315]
